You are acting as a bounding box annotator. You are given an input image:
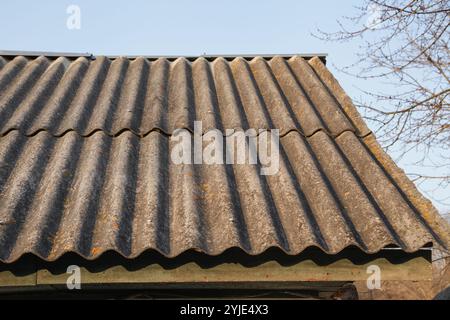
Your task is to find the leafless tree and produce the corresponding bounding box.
[315,0,450,196]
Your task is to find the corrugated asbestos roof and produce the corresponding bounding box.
[0,54,448,263]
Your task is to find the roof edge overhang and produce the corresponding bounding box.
[0,247,432,291]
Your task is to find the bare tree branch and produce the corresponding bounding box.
[314,0,450,205]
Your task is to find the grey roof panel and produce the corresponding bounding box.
[0,55,364,137]
[0,54,449,263]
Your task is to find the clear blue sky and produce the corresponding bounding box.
[1,0,448,212]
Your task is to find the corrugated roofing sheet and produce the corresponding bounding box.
[0,55,367,137]
[0,54,448,263]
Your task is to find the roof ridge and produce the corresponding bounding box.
[0,51,328,63]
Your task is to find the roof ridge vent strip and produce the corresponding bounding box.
[307,57,371,136]
[0,50,94,59]
[89,54,328,63]
[0,52,328,64]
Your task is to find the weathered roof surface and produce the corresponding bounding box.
[0,55,367,137]
[0,54,448,263]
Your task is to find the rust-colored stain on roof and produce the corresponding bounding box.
[0,54,448,263]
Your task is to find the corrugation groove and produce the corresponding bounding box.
[2,57,68,133]
[9,133,83,259]
[0,57,50,130]
[83,57,128,135]
[343,132,447,249]
[212,57,251,132]
[140,58,170,134]
[324,133,407,249]
[230,57,273,131]
[307,132,399,251]
[50,133,112,258]
[132,132,170,254]
[287,56,355,136]
[270,56,329,136]
[0,133,56,260]
[192,58,223,132]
